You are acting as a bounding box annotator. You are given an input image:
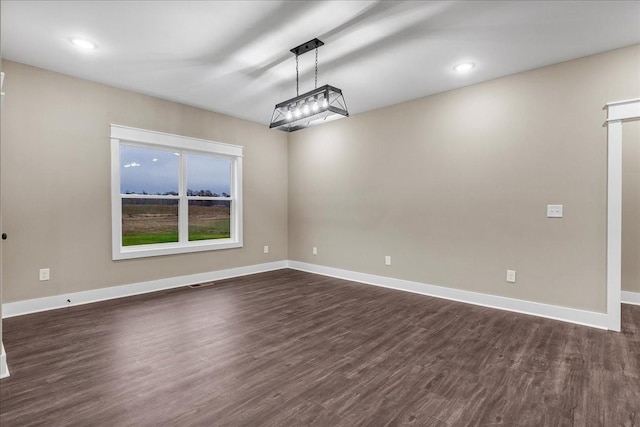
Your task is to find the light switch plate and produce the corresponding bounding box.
[506,270,516,283]
[312,247,318,256]
[547,205,563,218]
[385,256,391,266]
[263,245,269,254]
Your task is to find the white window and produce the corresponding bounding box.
[110,125,243,260]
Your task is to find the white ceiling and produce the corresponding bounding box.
[2,1,639,126]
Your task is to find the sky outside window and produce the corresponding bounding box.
[120,145,179,195]
[186,153,231,196]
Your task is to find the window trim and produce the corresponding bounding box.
[110,125,243,260]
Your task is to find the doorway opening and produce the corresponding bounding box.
[605,98,640,331]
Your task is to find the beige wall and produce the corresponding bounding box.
[1,45,638,315]
[289,44,640,313]
[0,60,288,303]
[623,120,640,293]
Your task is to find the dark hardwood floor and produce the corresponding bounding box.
[1,269,638,426]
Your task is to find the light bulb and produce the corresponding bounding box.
[302,104,310,114]
[294,107,301,118]
[285,110,293,120]
[312,101,319,112]
[321,98,329,108]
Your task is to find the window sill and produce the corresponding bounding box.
[112,239,243,260]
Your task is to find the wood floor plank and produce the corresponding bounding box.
[1,269,638,426]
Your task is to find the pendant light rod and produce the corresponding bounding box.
[291,39,324,97]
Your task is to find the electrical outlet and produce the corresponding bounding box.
[312,247,318,256]
[385,256,391,266]
[547,205,563,218]
[39,268,50,281]
[263,245,269,254]
[506,270,516,283]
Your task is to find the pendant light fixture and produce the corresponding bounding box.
[270,38,349,132]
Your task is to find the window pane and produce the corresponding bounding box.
[120,145,179,195]
[188,200,231,241]
[186,154,231,197]
[122,199,179,246]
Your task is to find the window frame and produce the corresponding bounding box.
[110,125,243,260]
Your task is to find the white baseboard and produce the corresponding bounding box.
[0,343,9,379]
[2,261,288,318]
[622,291,640,306]
[288,261,610,330]
[0,259,623,330]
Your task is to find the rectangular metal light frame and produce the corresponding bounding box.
[269,84,349,132]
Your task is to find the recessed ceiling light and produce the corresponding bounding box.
[453,62,475,72]
[69,38,97,50]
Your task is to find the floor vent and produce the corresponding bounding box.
[189,282,216,289]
